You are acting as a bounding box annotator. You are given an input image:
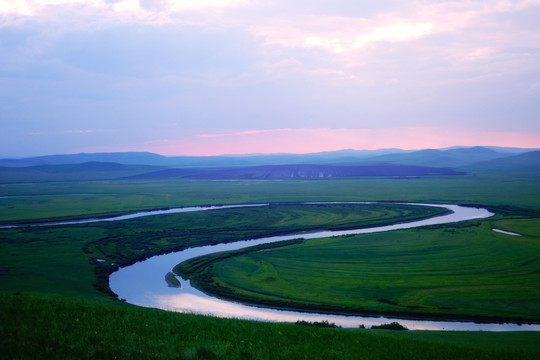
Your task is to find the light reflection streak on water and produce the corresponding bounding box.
[0,203,269,229]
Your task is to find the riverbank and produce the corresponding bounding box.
[2,176,540,357]
[4,294,539,360]
[109,203,540,331]
[176,220,540,326]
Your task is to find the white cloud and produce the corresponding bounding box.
[169,0,247,11]
[296,20,434,54]
[353,22,432,47]
[0,0,34,15]
[0,0,249,17]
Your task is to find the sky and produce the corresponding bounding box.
[1,0,540,157]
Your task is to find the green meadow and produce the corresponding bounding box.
[3,295,539,360]
[179,218,540,322]
[1,174,540,224]
[0,203,447,299]
[1,174,540,358]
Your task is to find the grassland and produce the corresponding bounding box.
[0,203,446,298]
[1,174,540,358]
[3,294,540,360]
[178,218,540,322]
[1,174,540,224]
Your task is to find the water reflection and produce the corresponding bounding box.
[154,293,539,331]
[110,203,540,331]
[492,228,521,236]
[0,203,268,229]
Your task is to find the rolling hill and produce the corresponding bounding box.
[366,147,510,167]
[465,150,540,174]
[1,146,531,168]
[1,147,540,183]
[127,164,465,180]
[0,162,166,183]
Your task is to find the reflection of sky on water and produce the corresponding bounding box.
[0,203,268,229]
[492,229,521,236]
[155,293,385,328]
[110,203,540,331]
[153,292,540,331]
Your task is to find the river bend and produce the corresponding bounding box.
[107,202,537,331]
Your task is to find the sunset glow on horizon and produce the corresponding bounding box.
[115,127,540,157]
[1,1,539,157]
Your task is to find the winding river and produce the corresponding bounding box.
[106,202,540,331]
[4,201,537,330]
[0,203,267,229]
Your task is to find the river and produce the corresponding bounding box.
[107,202,539,331]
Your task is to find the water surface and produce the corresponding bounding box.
[110,203,539,331]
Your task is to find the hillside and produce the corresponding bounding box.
[367,147,510,167]
[0,162,166,183]
[128,164,465,180]
[0,150,400,168]
[466,150,540,174]
[2,147,540,183]
[1,146,533,168]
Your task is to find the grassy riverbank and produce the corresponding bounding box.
[178,218,540,323]
[1,176,540,358]
[0,203,446,300]
[2,175,540,224]
[2,294,539,360]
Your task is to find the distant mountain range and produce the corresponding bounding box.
[127,164,465,180]
[0,146,538,183]
[1,146,534,168]
[363,147,510,167]
[0,162,166,183]
[463,150,540,173]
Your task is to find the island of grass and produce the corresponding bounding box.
[1,202,449,298]
[165,272,181,288]
[175,217,540,323]
[84,202,451,293]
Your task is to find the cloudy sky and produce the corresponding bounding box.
[1,0,539,157]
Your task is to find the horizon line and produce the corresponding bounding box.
[2,145,539,159]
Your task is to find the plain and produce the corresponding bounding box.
[1,168,539,359]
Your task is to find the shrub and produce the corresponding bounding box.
[295,320,341,328]
[371,322,408,331]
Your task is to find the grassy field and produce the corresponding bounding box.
[2,294,539,360]
[179,218,540,322]
[1,174,540,224]
[0,203,446,299]
[1,175,540,358]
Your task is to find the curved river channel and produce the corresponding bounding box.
[107,202,540,331]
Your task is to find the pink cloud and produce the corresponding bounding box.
[198,128,293,138]
[138,127,540,156]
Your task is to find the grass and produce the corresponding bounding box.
[165,272,181,287]
[1,174,540,224]
[2,294,539,360]
[0,226,106,299]
[178,218,540,322]
[1,174,540,358]
[0,203,445,300]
